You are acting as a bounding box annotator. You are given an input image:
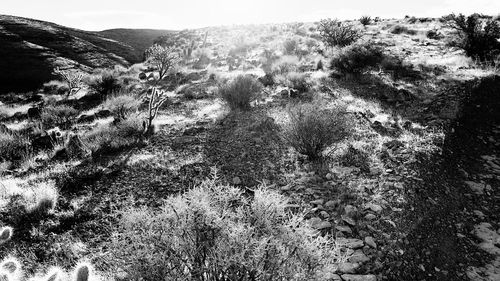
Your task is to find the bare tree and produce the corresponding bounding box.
[143,87,169,135]
[145,44,179,80]
[54,67,84,98]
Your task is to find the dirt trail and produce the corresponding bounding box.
[388,76,500,281]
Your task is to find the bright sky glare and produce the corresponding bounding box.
[1,0,499,30]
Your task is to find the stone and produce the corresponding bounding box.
[464,181,486,195]
[232,177,242,185]
[365,203,383,213]
[349,249,370,263]
[338,262,359,274]
[27,107,41,119]
[337,238,364,249]
[342,216,356,226]
[325,200,337,209]
[310,199,324,206]
[336,225,352,234]
[138,72,147,80]
[95,109,112,118]
[365,236,377,248]
[344,205,358,217]
[77,114,96,124]
[183,126,205,136]
[365,214,377,220]
[309,217,332,230]
[341,274,377,281]
[65,134,90,159]
[326,173,333,180]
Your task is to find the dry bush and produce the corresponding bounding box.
[390,25,417,35]
[111,172,345,281]
[270,55,300,75]
[40,104,79,129]
[26,181,58,217]
[330,41,385,74]
[360,16,372,26]
[101,92,141,122]
[276,72,311,94]
[82,117,143,157]
[219,75,262,110]
[42,80,70,96]
[0,131,31,163]
[317,18,361,48]
[283,37,299,55]
[145,44,179,80]
[282,102,352,160]
[448,13,500,61]
[87,70,123,98]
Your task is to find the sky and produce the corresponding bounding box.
[1,0,499,31]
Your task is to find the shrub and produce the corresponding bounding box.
[111,172,345,281]
[282,102,351,160]
[101,92,141,122]
[82,117,143,157]
[88,71,122,98]
[317,18,361,48]
[283,38,299,55]
[26,181,59,217]
[0,131,30,163]
[219,75,262,110]
[390,25,417,35]
[338,145,370,172]
[40,105,79,129]
[270,55,300,75]
[360,16,372,26]
[330,41,385,74]
[448,13,500,61]
[426,29,443,40]
[145,44,179,80]
[42,80,70,95]
[278,72,311,93]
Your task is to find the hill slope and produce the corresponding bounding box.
[98,28,173,58]
[0,15,142,94]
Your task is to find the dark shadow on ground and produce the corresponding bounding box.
[385,76,500,280]
[204,109,285,187]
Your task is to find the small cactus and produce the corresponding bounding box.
[73,263,91,281]
[0,257,21,281]
[0,227,13,244]
[44,267,64,281]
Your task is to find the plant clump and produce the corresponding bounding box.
[219,75,262,110]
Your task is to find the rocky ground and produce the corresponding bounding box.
[0,18,499,281]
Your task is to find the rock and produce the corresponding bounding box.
[383,140,404,150]
[77,114,96,123]
[365,236,377,248]
[464,181,486,195]
[337,238,364,249]
[232,177,242,185]
[138,72,147,80]
[309,217,332,230]
[310,199,324,206]
[95,109,112,118]
[365,213,377,220]
[338,262,359,274]
[258,74,274,86]
[326,273,342,281]
[342,216,356,226]
[326,173,333,180]
[27,107,41,119]
[341,274,377,281]
[183,126,205,136]
[279,89,289,97]
[325,200,337,209]
[349,249,370,263]
[65,134,90,159]
[344,205,358,217]
[336,225,352,234]
[365,203,383,213]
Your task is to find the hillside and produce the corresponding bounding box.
[0,15,142,94]
[98,28,173,58]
